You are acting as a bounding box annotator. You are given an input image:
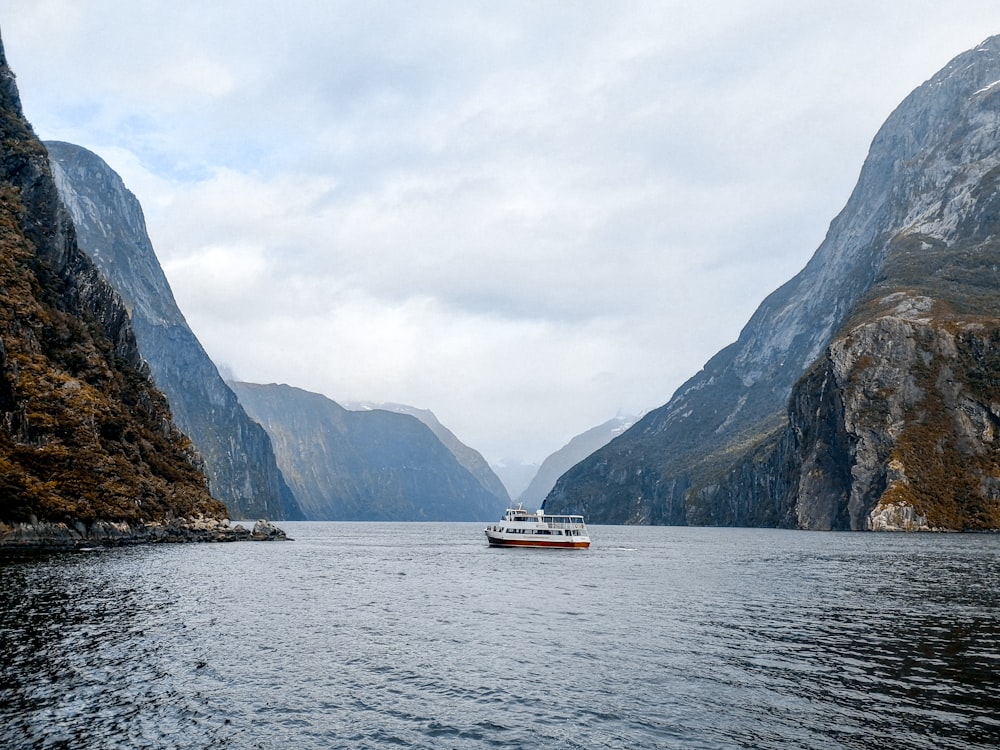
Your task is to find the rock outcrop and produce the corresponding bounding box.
[45,141,302,522]
[0,515,288,550]
[232,382,505,521]
[705,314,1000,530]
[546,36,1000,530]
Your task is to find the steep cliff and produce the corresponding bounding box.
[705,284,1000,531]
[231,382,505,521]
[0,34,228,539]
[45,141,302,521]
[343,401,509,507]
[547,36,1000,530]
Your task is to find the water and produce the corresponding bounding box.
[1,524,998,749]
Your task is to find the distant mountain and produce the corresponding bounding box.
[518,416,636,509]
[0,33,227,540]
[491,460,540,502]
[231,383,505,521]
[46,141,302,521]
[546,35,1000,531]
[343,401,509,507]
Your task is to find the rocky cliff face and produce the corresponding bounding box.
[231,382,505,521]
[45,141,302,521]
[705,288,1000,531]
[343,401,510,508]
[0,34,227,535]
[546,36,1000,530]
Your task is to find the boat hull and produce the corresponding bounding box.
[484,530,590,549]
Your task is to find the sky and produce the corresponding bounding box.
[3,2,1000,467]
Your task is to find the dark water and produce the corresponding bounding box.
[1,524,998,749]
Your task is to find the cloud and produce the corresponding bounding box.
[5,1,1000,462]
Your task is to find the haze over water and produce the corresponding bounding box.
[1,524,998,749]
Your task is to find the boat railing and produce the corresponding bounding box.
[499,507,587,530]
[541,518,586,530]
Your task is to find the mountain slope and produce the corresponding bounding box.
[343,401,509,507]
[546,35,1000,530]
[518,416,635,509]
[231,382,504,521]
[45,141,302,521]
[0,34,225,534]
[492,460,539,501]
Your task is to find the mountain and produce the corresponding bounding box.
[546,36,1000,531]
[230,382,505,520]
[45,141,303,521]
[492,460,540,501]
[0,34,231,543]
[343,401,509,507]
[517,416,636,509]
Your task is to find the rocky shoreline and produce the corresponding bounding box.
[0,516,290,552]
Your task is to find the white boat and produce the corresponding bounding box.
[484,504,590,549]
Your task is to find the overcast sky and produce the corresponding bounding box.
[3,2,1000,465]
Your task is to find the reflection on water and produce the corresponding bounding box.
[0,525,998,749]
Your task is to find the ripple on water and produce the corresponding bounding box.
[0,524,998,749]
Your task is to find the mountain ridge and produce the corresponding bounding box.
[518,415,635,509]
[342,400,509,507]
[545,35,1000,530]
[45,141,303,521]
[0,32,240,545]
[232,382,505,521]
